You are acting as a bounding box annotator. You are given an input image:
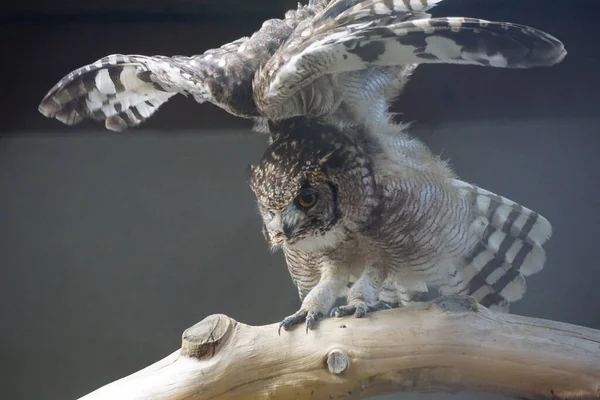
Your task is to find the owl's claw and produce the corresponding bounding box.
[305,311,322,333]
[278,309,307,335]
[330,301,392,318]
[330,304,364,318]
[278,309,323,335]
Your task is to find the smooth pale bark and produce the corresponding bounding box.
[79,296,600,400]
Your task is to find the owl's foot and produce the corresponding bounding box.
[278,309,324,335]
[330,300,392,318]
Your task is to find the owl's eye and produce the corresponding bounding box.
[296,191,318,209]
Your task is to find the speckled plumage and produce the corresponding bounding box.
[38,0,564,332]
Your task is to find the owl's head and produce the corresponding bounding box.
[249,118,378,252]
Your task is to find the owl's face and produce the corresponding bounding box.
[255,177,342,251]
[249,118,376,252]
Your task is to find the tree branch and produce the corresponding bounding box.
[78,296,600,400]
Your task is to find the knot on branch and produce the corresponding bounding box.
[433,295,478,314]
[326,349,350,375]
[181,314,235,359]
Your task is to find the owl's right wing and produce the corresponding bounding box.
[38,2,328,131]
[253,1,566,120]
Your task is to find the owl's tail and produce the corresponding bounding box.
[443,180,552,311]
[39,54,183,132]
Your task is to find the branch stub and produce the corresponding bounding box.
[181,313,233,359]
[327,349,350,375]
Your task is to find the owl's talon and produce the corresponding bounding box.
[279,309,324,334]
[331,305,357,318]
[354,305,367,318]
[278,309,308,335]
[331,301,392,318]
[277,321,286,336]
[305,311,323,334]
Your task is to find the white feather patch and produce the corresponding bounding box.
[85,89,105,111]
[475,194,492,215]
[94,69,117,95]
[519,245,546,276]
[526,214,553,245]
[471,285,492,302]
[423,35,465,62]
[100,104,117,117]
[404,0,445,11]
[470,247,494,271]
[120,66,144,91]
[291,226,346,252]
[490,204,512,227]
[134,101,155,118]
[500,274,526,302]
[484,263,508,285]
[373,2,391,15]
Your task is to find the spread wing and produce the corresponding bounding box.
[38,0,567,132]
[38,2,327,131]
[253,4,566,120]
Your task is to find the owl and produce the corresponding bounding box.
[38,0,565,333]
[250,117,552,333]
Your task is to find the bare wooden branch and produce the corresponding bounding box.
[78,296,600,400]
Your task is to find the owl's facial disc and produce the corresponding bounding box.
[248,119,364,250]
[262,182,341,251]
[280,188,319,239]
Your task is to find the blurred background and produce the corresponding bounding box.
[1,1,598,399]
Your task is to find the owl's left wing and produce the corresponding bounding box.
[254,15,566,119]
[38,2,326,131]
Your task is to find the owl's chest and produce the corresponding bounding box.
[324,234,387,278]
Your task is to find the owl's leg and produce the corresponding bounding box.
[331,264,390,318]
[279,264,348,334]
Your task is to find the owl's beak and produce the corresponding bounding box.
[282,222,294,239]
[280,206,301,240]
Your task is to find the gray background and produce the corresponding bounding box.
[1,1,598,399]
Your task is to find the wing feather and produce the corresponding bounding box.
[38,1,323,130]
[255,17,566,117]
